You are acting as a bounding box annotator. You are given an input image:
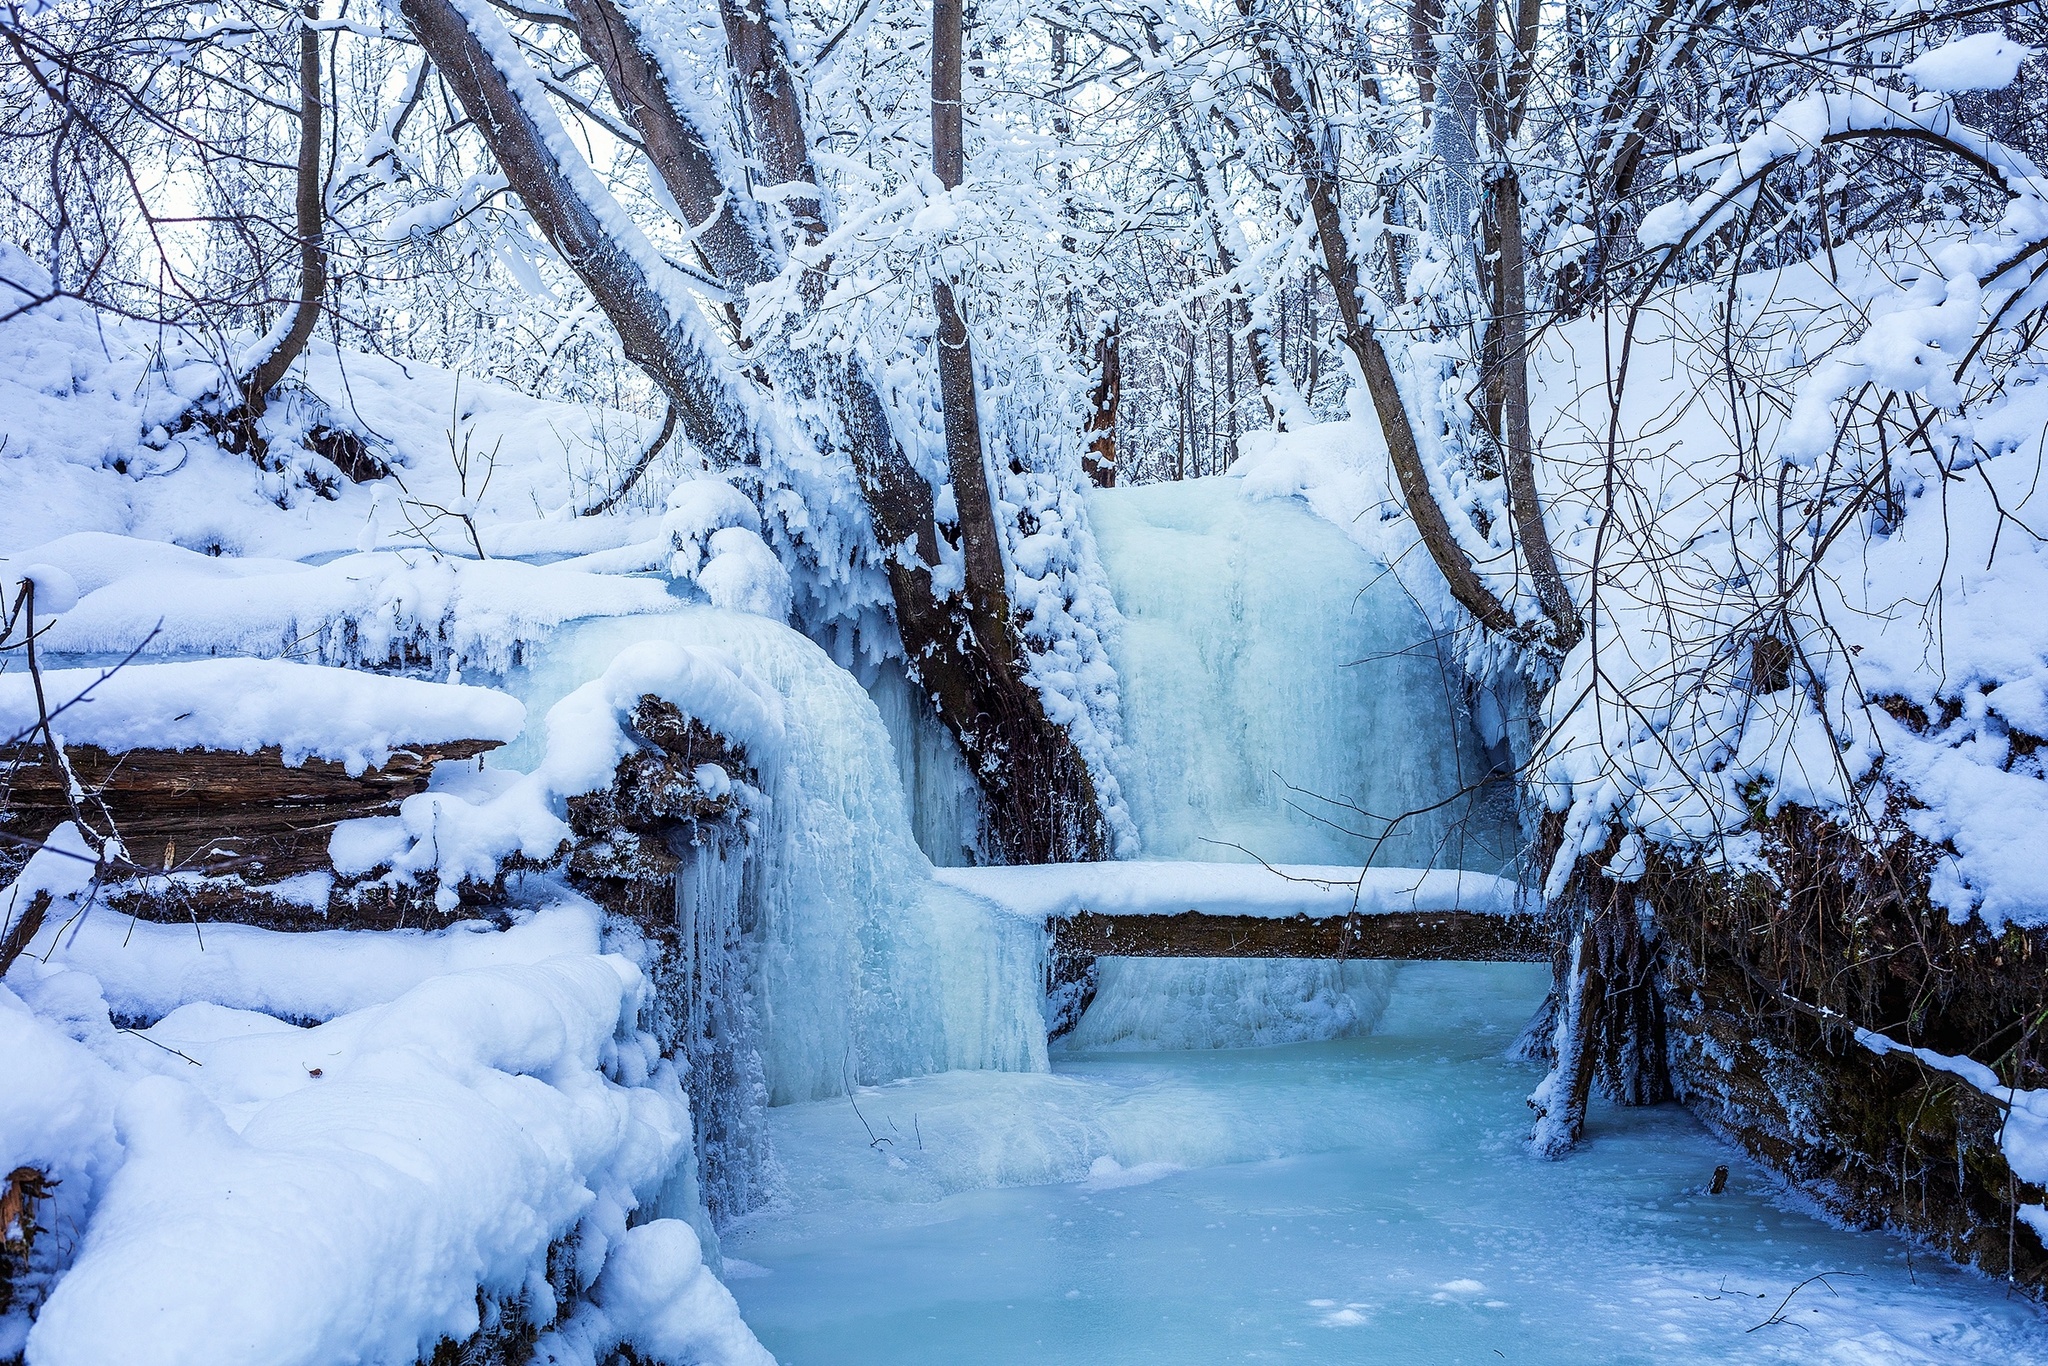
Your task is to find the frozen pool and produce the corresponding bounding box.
[722,963,2048,1364]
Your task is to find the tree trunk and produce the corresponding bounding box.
[413,0,1108,861]
[399,0,771,467]
[230,0,326,440]
[1083,313,1119,488]
[1234,0,1518,639]
[1475,0,1580,649]
[930,0,1000,601]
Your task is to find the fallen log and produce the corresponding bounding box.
[8,738,498,881]
[1046,907,1554,962]
[2,659,526,927]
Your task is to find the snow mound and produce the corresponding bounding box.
[1904,31,2035,92]
[18,537,675,676]
[1,659,523,775]
[3,885,767,1366]
[22,902,602,1025]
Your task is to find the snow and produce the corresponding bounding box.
[1904,31,2036,92]
[326,637,783,910]
[9,564,78,616]
[17,537,675,677]
[936,861,1522,921]
[0,659,523,775]
[19,902,603,1025]
[3,887,769,1366]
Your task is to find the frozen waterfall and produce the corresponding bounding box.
[499,609,1047,1114]
[1090,476,1511,870]
[1061,476,1519,1051]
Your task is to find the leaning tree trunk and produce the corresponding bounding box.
[925,0,1107,859]
[1234,0,1517,638]
[406,0,1107,861]
[1473,0,1578,648]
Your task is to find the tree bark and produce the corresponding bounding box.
[930,0,1003,604]
[1474,0,1579,648]
[1083,313,1119,488]
[417,0,1108,860]
[239,1,327,418]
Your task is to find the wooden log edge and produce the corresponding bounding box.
[1046,908,1555,963]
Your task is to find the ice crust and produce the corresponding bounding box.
[725,964,2048,1365]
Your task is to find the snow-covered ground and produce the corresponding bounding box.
[3,890,769,1366]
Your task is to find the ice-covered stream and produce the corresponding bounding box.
[489,480,2045,1361]
[723,963,2046,1364]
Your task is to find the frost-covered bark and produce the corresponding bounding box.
[397,0,773,468]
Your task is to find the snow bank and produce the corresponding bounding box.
[13,535,675,676]
[21,904,601,1024]
[3,887,769,1366]
[0,659,523,775]
[936,861,1522,921]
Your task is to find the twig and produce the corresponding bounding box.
[1747,1272,1860,1332]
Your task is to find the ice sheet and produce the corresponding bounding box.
[723,963,2048,1365]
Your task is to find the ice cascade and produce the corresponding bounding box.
[500,610,1048,1109]
[1062,476,1517,1050]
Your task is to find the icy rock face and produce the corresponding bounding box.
[1065,477,1515,1051]
[502,609,1048,1104]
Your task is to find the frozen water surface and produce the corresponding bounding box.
[724,963,2048,1365]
